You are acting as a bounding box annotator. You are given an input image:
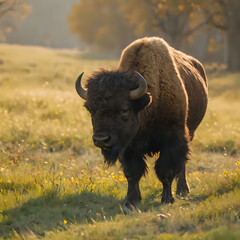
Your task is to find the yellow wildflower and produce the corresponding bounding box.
[223,171,228,177]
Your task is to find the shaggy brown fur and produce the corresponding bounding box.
[119,37,208,138]
[79,37,208,212]
[118,37,207,204]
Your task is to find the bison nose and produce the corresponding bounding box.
[92,134,111,148]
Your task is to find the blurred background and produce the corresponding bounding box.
[0,0,240,71]
[0,1,240,238]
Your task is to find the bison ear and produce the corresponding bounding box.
[132,92,152,112]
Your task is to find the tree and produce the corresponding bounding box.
[0,0,30,18]
[68,0,240,70]
[68,0,135,57]
[0,0,31,41]
[122,0,206,49]
[200,0,240,71]
[122,0,240,71]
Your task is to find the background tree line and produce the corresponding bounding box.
[68,0,240,71]
[0,0,31,41]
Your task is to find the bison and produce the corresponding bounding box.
[75,37,208,213]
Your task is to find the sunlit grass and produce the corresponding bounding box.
[0,44,239,239]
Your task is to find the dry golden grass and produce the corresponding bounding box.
[0,44,239,239]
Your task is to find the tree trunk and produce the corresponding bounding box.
[227,0,240,71]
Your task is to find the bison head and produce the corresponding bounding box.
[75,70,152,165]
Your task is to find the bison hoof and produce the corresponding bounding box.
[161,191,175,205]
[161,187,175,204]
[176,184,190,197]
[161,196,175,205]
[121,200,141,215]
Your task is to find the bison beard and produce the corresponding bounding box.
[101,145,120,166]
[75,37,208,214]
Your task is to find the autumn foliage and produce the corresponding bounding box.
[68,0,240,71]
[0,0,31,41]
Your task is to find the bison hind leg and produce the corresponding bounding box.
[176,165,190,197]
[155,161,175,204]
[155,133,190,204]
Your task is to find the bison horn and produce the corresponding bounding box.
[75,72,87,100]
[130,71,147,100]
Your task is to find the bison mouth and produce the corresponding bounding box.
[101,144,121,166]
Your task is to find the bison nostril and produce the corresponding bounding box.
[103,136,110,144]
[92,135,111,147]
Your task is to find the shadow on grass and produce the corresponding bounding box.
[0,190,122,238]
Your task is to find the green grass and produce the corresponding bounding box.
[0,44,239,239]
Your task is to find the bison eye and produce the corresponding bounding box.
[120,107,130,120]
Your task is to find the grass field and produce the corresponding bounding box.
[0,44,239,239]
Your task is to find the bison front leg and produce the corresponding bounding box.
[120,149,147,214]
[155,133,190,204]
[122,179,142,214]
